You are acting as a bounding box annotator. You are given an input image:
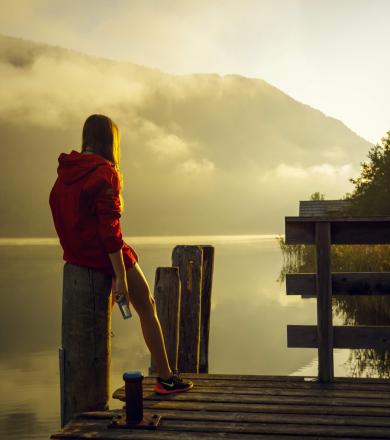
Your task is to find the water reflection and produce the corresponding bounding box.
[278,237,390,378]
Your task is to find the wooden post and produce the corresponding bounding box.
[59,348,65,428]
[172,245,203,373]
[199,245,214,373]
[123,371,144,424]
[150,267,181,375]
[61,262,112,426]
[315,222,334,382]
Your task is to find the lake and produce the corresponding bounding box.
[0,235,373,439]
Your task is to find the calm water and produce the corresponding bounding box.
[0,235,365,439]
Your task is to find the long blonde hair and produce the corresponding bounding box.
[81,114,124,211]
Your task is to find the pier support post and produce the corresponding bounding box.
[315,222,334,382]
[149,267,181,375]
[61,262,112,427]
[172,245,203,373]
[199,245,214,373]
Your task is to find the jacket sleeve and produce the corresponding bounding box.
[95,169,124,254]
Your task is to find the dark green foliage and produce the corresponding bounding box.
[310,192,325,201]
[345,131,390,215]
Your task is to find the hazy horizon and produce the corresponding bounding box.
[0,235,280,246]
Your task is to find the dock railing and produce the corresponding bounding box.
[285,216,390,382]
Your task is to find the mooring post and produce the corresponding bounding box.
[199,245,214,373]
[172,245,203,373]
[107,370,161,430]
[149,267,181,375]
[315,221,334,382]
[123,371,143,424]
[61,262,112,427]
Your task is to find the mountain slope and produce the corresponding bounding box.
[0,34,371,236]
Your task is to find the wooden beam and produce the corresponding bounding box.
[199,245,214,374]
[286,272,390,297]
[150,267,181,375]
[172,245,203,373]
[315,222,333,382]
[285,216,390,245]
[288,325,390,349]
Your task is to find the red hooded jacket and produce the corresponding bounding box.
[49,150,138,277]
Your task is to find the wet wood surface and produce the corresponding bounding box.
[51,373,390,439]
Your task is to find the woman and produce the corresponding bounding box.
[49,114,193,394]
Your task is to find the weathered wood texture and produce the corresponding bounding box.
[51,373,390,439]
[150,267,181,375]
[61,262,112,427]
[286,272,390,297]
[285,216,390,245]
[285,216,390,382]
[172,245,203,373]
[288,325,390,349]
[199,245,214,373]
[315,222,334,382]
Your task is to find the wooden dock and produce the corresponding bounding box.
[51,372,390,439]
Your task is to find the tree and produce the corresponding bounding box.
[310,192,325,201]
[345,131,390,216]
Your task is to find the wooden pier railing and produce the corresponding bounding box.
[285,216,390,382]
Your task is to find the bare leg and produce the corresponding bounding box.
[119,262,172,379]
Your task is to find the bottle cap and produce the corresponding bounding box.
[123,371,143,381]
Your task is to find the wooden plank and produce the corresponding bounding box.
[150,267,181,374]
[286,272,390,297]
[115,389,390,408]
[130,409,390,428]
[140,377,390,392]
[115,382,390,400]
[141,399,390,417]
[51,417,374,440]
[143,373,390,387]
[288,325,390,349]
[50,410,390,439]
[144,373,317,383]
[54,418,390,439]
[76,408,390,428]
[199,245,214,373]
[139,374,390,389]
[172,245,203,373]
[285,216,390,245]
[316,222,334,382]
[139,384,390,400]
[154,419,390,438]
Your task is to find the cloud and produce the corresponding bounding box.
[147,132,190,158]
[0,48,149,127]
[137,119,192,159]
[176,158,215,175]
[259,162,354,181]
[321,145,347,161]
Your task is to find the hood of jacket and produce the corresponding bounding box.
[57,150,112,185]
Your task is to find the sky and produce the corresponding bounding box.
[0,0,389,144]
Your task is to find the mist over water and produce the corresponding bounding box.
[0,235,363,439]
